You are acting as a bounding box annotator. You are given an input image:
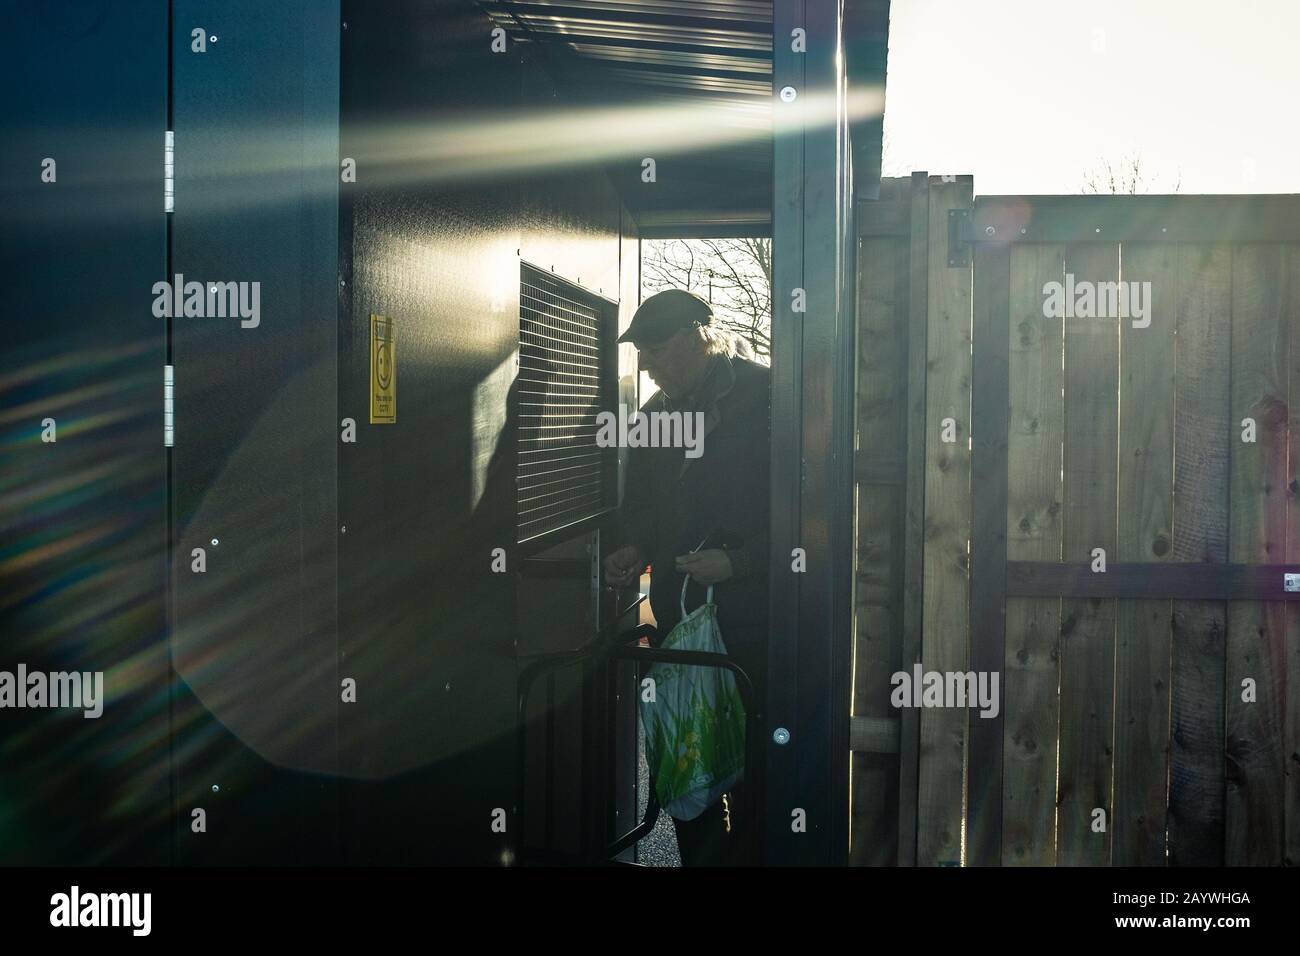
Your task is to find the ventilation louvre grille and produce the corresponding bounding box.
[517,264,614,544]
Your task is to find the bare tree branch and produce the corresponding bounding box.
[642,237,772,361]
[1082,152,1181,195]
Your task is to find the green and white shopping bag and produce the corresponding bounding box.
[638,574,747,821]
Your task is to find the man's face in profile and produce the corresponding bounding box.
[635,328,695,399]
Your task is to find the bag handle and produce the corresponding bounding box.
[679,536,715,617]
[679,574,714,618]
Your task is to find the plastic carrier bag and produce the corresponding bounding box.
[638,574,747,821]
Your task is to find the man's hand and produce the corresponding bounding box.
[603,545,645,587]
[674,548,733,585]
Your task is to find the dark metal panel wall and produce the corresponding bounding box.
[0,1,170,865]
[2,0,638,867]
[337,0,632,863]
[517,143,623,305]
[339,0,523,865]
[170,0,340,864]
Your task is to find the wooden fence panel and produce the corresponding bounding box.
[853,189,1300,867]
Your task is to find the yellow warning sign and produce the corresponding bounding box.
[370,314,395,424]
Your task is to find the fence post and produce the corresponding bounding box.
[967,236,1011,865]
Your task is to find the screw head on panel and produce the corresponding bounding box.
[779,86,797,102]
[773,727,791,745]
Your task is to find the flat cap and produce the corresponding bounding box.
[617,289,713,345]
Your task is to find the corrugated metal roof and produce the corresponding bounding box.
[480,0,888,233]
[483,0,772,104]
[486,2,770,62]
[481,0,776,233]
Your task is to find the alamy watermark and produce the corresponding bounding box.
[50,887,151,936]
[890,664,1000,719]
[595,404,705,458]
[0,665,103,718]
[152,273,260,328]
[1043,273,1151,328]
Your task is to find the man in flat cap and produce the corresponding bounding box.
[603,288,770,867]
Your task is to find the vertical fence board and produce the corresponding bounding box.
[1168,244,1231,866]
[851,606,899,863]
[1058,243,1120,865]
[1286,244,1300,867]
[967,242,1010,865]
[1002,244,1064,865]
[1113,243,1176,864]
[856,235,907,606]
[916,176,973,866]
[851,230,908,865]
[1226,244,1288,866]
[897,173,931,865]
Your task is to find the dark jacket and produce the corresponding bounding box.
[617,353,771,695]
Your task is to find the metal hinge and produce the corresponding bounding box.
[164,131,174,213]
[164,365,174,446]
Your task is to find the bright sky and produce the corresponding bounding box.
[882,0,1300,194]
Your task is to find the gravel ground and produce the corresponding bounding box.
[635,724,680,867]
